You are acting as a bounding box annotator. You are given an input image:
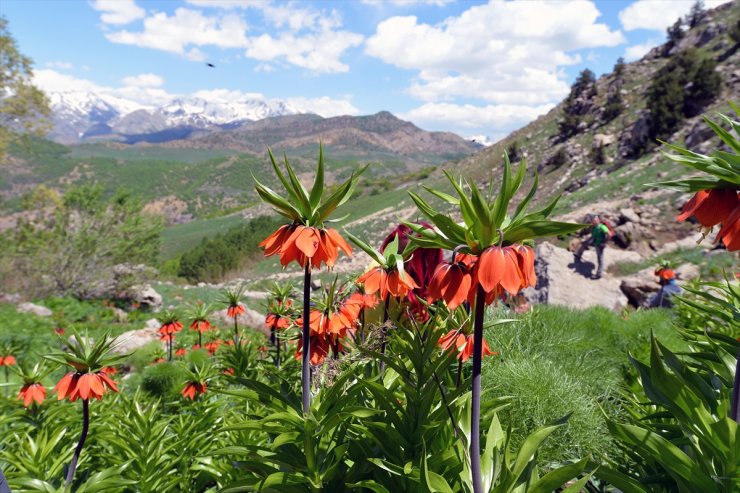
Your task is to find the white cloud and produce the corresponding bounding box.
[46,61,73,70]
[285,96,359,117]
[624,37,662,61]
[122,73,165,88]
[365,1,623,105]
[400,102,554,133]
[361,0,454,7]
[91,0,145,25]
[101,4,362,73]
[245,28,363,73]
[35,69,102,93]
[619,0,732,32]
[104,8,249,56]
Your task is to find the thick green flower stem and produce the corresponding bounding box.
[379,295,391,375]
[167,339,172,362]
[198,332,202,348]
[233,316,239,346]
[731,343,740,423]
[65,399,89,491]
[471,284,486,493]
[302,263,311,414]
[3,367,7,398]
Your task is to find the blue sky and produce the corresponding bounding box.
[2,0,729,143]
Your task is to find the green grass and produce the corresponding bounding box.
[68,144,229,163]
[160,214,245,259]
[482,304,684,463]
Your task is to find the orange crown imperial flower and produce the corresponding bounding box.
[0,355,16,366]
[438,330,497,363]
[255,144,365,270]
[181,381,207,400]
[18,383,46,407]
[54,371,119,402]
[676,188,738,228]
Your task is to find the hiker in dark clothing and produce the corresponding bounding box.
[575,215,610,279]
[649,267,683,308]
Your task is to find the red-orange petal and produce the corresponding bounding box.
[717,203,740,251]
[54,372,76,400]
[500,247,524,294]
[477,246,506,293]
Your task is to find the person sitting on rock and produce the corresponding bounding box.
[649,267,682,308]
[574,215,610,279]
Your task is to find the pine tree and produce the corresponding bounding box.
[558,69,597,139]
[664,18,685,55]
[686,0,706,29]
[613,57,626,78]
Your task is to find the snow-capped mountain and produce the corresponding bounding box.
[47,91,302,144]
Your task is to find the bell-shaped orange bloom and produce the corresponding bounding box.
[205,340,222,355]
[477,246,525,295]
[226,304,246,318]
[438,330,496,363]
[159,320,183,336]
[358,266,419,300]
[175,348,187,357]
[296,310,329,336]
[294,334,330,365]
[18,383,46,407]
[181,381,207,400]
[655,268,676,280]
[261,225,352,269]
[54,371,119,402]
[265,313,291,330]
[676,189,739,227]
[101,366,118,375]
[427,261,473,309]
[190,319,212,333]
[0,355,16,366]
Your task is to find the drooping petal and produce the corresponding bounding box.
[513,244,536,288]
[500,247,525,294]
[717,202,740,251]
[98,372,119,393]
[677,189,738,227]
[259,224,294,257]
[325,228,352,257]
[292,226,321,258]
[477,246,506,293]
[54,372,76,401]
[76,373,93,400]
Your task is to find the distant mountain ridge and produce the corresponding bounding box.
[167,111,480,157]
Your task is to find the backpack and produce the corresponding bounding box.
[600,219,615,240]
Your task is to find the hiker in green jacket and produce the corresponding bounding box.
[575,215,610,279]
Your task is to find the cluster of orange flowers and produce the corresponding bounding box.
[54,371,118,402]
[0,355,16,366]
[294,292,377,365]
[677,188,739,251]
[158,319,183,342]
[259,224,352,269]
[437,330,497,363]
[357,266,419,300]
[190,319,213,333]
[428,245,535,309]
[18,383,46,407]
[181,381,207,400]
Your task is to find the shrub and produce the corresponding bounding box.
[177,215,283,282]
